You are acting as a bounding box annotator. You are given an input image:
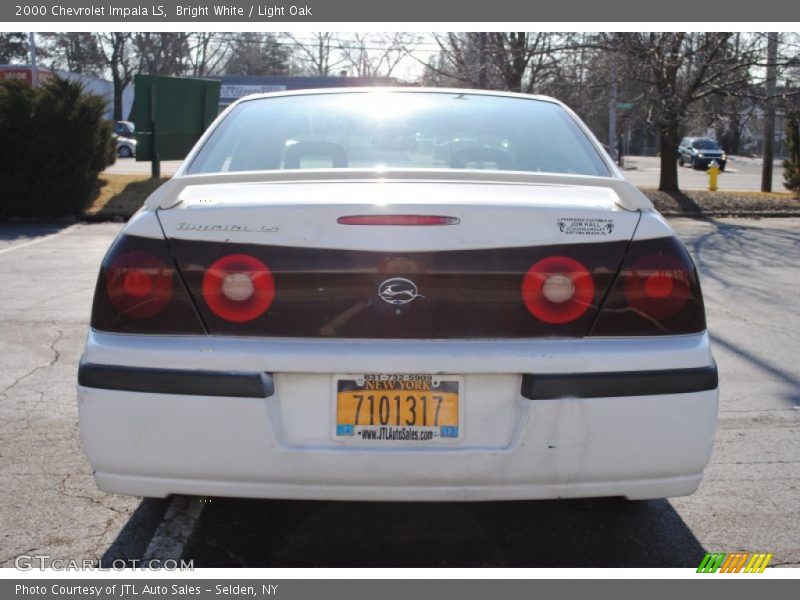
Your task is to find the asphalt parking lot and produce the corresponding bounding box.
[0,217,798,568]
[621,155,785,192]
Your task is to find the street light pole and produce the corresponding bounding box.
[28,32,39,87]
[478,32,487,89]
[609,55,618,163]
[761,32,778,193]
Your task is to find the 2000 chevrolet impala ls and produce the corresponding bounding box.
[78,89,718,501]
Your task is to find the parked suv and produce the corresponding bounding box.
[678,137,727,170]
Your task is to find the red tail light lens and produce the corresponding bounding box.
[624,254,691,320]
[522,256,596,324]
[590,236,706,336]
[105,251,173,319]
[91,234,205,335]
[202,254,275,322]
[337,215,460,226]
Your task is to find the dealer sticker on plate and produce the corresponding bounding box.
[333,374,462,443]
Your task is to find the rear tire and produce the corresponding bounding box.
[118,145,133,158]
[678,155,685,166]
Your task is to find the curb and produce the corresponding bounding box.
[661,211,800,218]
[81,213,129,223]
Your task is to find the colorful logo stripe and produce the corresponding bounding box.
[697,552,773,573]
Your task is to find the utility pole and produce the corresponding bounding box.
[761,32,778,192]
[577,33,586,110]
[478,32,487,89]
[609,55,618,163]
[28,32,39,87]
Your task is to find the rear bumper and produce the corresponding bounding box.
[78,331,719,501]
[78,362,717,400]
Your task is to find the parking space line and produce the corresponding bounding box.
[0,225,77,256]
[142,495,205,563]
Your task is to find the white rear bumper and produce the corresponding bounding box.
[78,331,718,501]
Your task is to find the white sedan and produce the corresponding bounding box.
[78,89,718,501]
[115,135,136,158]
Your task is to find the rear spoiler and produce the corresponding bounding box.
[143,169,653,213]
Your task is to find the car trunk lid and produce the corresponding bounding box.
[157,179,641,338]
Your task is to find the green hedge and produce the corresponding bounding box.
[0,76,116,219]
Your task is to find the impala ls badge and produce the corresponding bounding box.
[378,278,423,305]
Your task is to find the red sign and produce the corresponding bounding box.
[0,68,54,84]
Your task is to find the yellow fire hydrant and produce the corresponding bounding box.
[707,160,720,191]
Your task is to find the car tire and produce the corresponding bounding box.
[691,157,699,170]
[118,146,133,158]
[678,155,685,166]
[719,163,726,172]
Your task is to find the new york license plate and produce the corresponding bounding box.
[333,374,461,443]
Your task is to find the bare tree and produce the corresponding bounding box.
[40,33,105,76]
[186,32,234,77]
[133,33,192,77]
[608,32,762,192]
[97,32,135,121]
[426,33,562,92]
[338,33,418,78]
[290,32,345,76]
[223,33,292,76]
[427,33,487,87]
[486,33,559,93]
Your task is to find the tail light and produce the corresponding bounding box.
[93,233,704,339]
[168,238,627,338]
[105,251,173,319]
[590,236,705,336]
[522,256,595,324]
[202,254,275,322]
[623,253,692,320]
[91,235,205,335]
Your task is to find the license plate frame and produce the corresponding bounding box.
[331,374,464,444]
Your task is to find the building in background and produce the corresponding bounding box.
[206,74,397,110]
[0,65,133,121]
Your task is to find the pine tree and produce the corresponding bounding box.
[783,110,800,198]
[0,33,28,63]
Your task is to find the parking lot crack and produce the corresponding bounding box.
[0,546,42,567]
[89,515,123,559]
[60,473,129,517]
[0,328,63,395]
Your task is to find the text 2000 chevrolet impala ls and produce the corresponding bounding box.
[78,89,718,500]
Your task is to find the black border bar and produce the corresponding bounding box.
[521,365,718,400]
[1,1,790,22]
[78,362,275,398]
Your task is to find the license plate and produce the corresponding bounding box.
[333,374,461,443]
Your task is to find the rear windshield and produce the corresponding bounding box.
[186,92,610,177]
